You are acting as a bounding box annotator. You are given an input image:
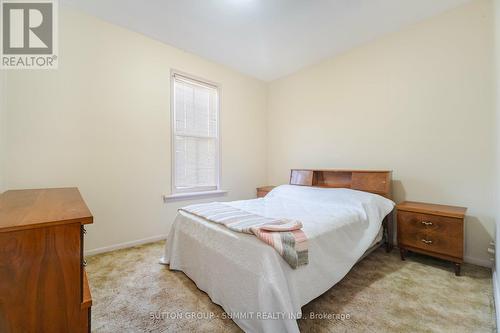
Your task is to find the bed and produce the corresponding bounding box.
[161,169,395,333]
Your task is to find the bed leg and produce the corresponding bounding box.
[384,210,394,253]
[400,247,406,260]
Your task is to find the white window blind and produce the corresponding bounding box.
[172,72,219,193]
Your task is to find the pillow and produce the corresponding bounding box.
[266,184,395,219]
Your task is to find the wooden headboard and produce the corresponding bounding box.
[290,169,392,199]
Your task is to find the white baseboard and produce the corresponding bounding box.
[85,234,167,256]
[464,255,493,268]
[86,236,494,267]
[493,267,500,333]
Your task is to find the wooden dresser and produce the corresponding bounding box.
[0,188,93,332]
[397,201,466,276]
[256,186,276,198]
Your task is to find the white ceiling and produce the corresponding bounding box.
[61,0,472,81]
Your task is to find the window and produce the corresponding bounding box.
[171,71,220,194]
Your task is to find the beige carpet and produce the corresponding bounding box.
[86,241,495,332]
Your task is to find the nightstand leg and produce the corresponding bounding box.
[454,263,461,276]
[399,248,406,261]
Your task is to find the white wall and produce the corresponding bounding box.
[3,8,268,252]
[494,0,500,325]
[2,1,497,266]
[267,0,495,265]
[494,0,500,295]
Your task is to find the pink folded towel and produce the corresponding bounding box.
[258,220,303,232]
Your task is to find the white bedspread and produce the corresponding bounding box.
[161,185,394,333]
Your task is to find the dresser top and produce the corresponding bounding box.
[0,188,93,233]
[396,201,467,219]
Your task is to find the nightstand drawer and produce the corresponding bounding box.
[398,211,462,238]
[398,211,463,258]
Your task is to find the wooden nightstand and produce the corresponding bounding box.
[397,201,466,276]
[256,186,276,198]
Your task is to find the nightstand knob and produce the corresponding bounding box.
[421,221,433,226]
[421,239,433,245]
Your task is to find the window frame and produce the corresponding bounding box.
[170,69,221,195]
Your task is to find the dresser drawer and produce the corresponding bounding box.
[398,211,463,258]
[80,307,90,333]
[80,225,87,302]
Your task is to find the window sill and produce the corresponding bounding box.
[163,190,228,202]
